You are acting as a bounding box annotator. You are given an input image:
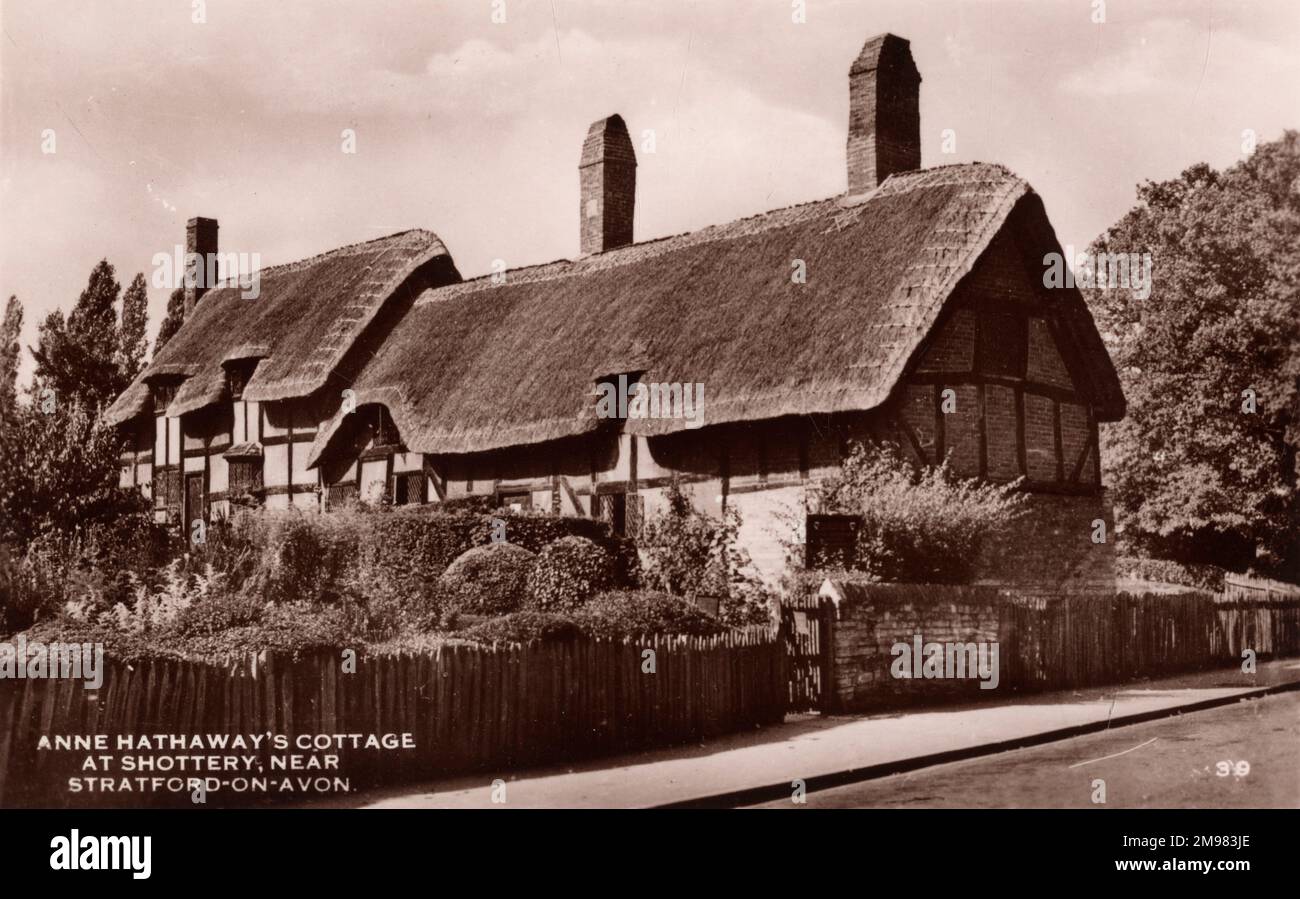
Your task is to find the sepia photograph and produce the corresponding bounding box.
[0,0,1297,883]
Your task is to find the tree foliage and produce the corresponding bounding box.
[153,287,186,356]
[1083,131,1300,576]
[0,398,146,550]
[0,295,21,412]
[117,273,150,382]
[31,259,129,409]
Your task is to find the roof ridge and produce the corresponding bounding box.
[416,162,1023,306]
[417,195,842,305]
[201,228,444,289]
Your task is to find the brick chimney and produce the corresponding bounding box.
[579,115,636,255]
[184,216,219,318]
[847,33,921,195]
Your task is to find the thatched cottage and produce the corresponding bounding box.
[105,32,1125,595]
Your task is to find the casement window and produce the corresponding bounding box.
[594,492,643,538]
[366,406,400,448]
[223,357,260,402]
[152,382,177,409]
[393,471,426,506]
[226,367,249,401]
[228,459,264,498]
[153,467,183,522]
[223,443,264,504]
[625,494,644,540]
[328,482,359,508]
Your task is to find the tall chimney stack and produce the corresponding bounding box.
[184,216,219,318]
[846,34,921,194]
[578,115,636,255]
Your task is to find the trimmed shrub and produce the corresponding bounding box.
[437,494,498,514]
[576,590,726,639]
[526,536,614,611]
[439,543,537,614]
[488,512,640,587]
[459,610,586,645]
[363,508,488,586]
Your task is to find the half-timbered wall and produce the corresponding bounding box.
[122,217,1114,593]
[898,229,1101,492]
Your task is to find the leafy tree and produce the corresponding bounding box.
[31,259,124,409]
[1083,131,1300,577]
[0,295,21,413]
[0,398,145,550]
[117,273,150,382]
[153,287,186,355]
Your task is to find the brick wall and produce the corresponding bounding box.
[816,580,1300,712]
[973,490,1116,597]
[825,584,1002,710]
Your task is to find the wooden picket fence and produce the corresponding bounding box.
[1220,572,1300,604]
[993,593,1300,691]
[0,628,784,807]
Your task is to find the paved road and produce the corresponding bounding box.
[751,691,1300,808]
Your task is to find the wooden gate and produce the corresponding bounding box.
[780,594,833,711]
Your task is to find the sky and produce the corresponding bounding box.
[2,0,1298,387]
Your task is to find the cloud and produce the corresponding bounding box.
[1059,19,1298,99]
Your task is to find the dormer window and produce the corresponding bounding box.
[373,407,400,448]
[224,358,259,401]
[227,366,248,400]
[152,382,177,410]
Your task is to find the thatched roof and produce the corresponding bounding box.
[306,163,1125,464]
[103,230,456,425]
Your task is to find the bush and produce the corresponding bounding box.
[485,512,640,587]
[459,592,728,645]
[178,602,357,659]
[526,536,614,611]
[436,494,498,514]
[575,590,726,639]
[640,481,773,626]
[1116,556,1227,592]
[439,543,537,614]
[362,508,487,588]
[813,441,1028,584]
[459,610,586,645]
[171,591,267,638]
[225,508,361,604]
